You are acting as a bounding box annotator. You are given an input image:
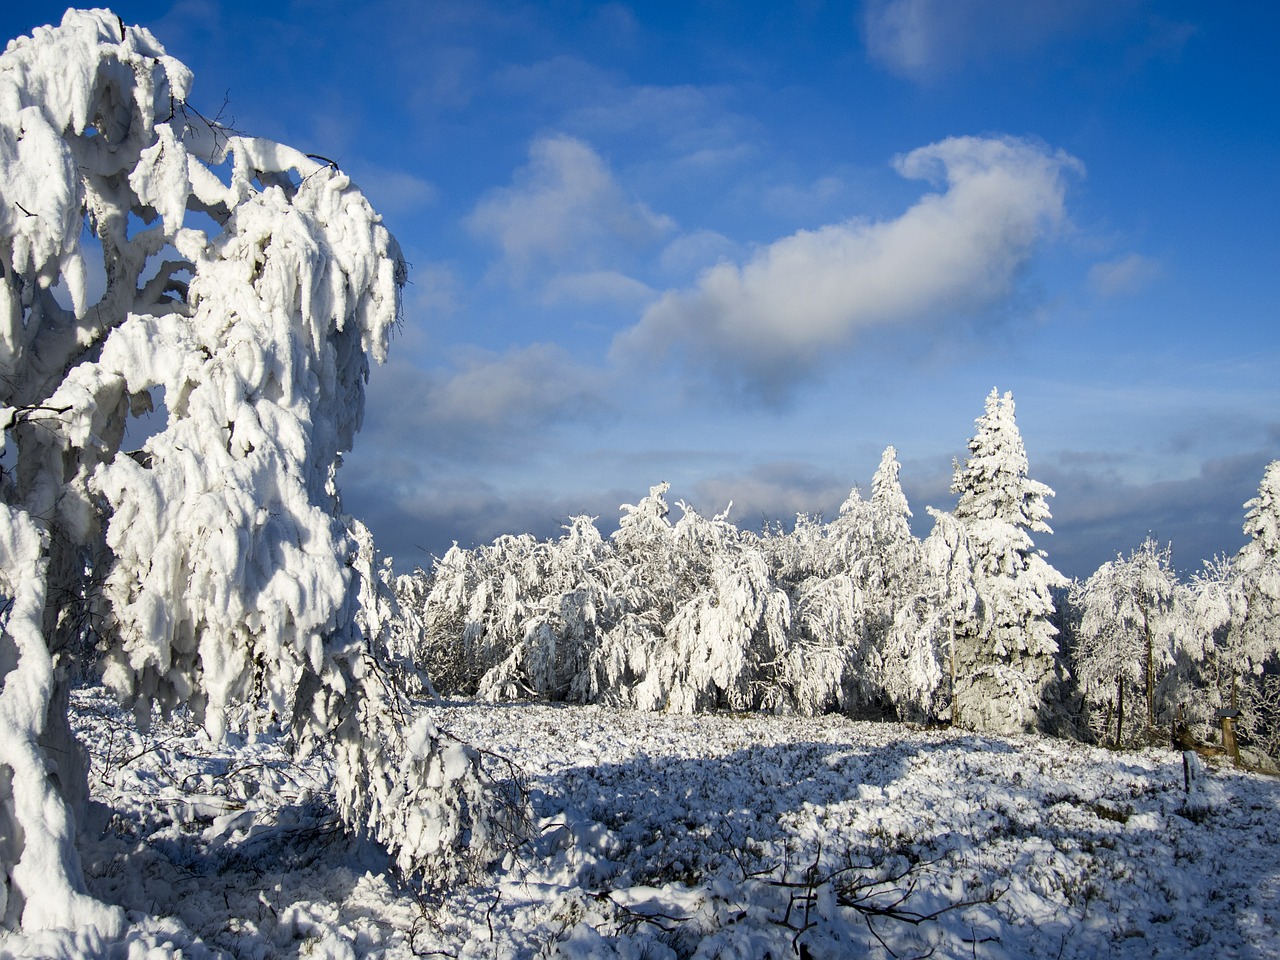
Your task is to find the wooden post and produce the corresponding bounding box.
[1222,714,1239,764]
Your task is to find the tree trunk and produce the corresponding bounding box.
[949,620,957,723]
[1143,599,1155,732]
[1116,673,1125,747]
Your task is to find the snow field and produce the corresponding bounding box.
[4,689,1277,958]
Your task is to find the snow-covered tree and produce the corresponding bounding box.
[0,11,508,935]
[479,515,622,702]
[921,507,979,715]
[865,447,945,720]
[1232,462,1280,693]
[1068,539,1185,745]
[789,489,877,713]
[950,389,1067,734]
[1192,463,1280,755]
[634,541,793,713]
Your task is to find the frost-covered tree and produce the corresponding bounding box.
[951,389,1067,734]
[866,447,945,720]
[0,11,508,935]
[780,449,944,720]
[1232,462,1280,691]
[479,515,623,702]
[1192,463,1280,755]
[418,533,550,696]
[634,540,793,713]
[788,490,873,712]
[1068,539,1185,745]
[920,507,979,718]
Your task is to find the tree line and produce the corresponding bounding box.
[393,391,1280,763]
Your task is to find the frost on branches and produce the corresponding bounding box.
[950,390,1067,734]
[0,10,509,936]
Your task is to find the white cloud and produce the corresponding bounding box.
[760,176,847,219]
[411,343,608,432]
[861,0,1144,83]
[612,135,1082,398]
[466,134,674,281]
[1088,253,1162,297]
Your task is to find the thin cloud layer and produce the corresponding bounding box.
[613,135,1082,399]
[466,133,673,286]
[1088,253,1163,298]
[1042,450,1270,578]
[861,0,1144,83]
[359,342,610,461]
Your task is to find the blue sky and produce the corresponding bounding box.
[6,2,1278,579]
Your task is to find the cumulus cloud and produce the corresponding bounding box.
[861,0,1143,83]
[1088,252,1162,297]
[466,134,674,282]
[612,135,1082,399]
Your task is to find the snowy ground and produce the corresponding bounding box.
[4,689,1279,959]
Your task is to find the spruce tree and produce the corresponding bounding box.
[951,389,1066,733]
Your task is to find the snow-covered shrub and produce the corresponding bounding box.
[0,10,505,933]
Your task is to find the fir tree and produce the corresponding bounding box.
[950,389,1066,734]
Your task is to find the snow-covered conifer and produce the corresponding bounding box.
[865,447,944,719]
[950,389,1067,734]
[1234,461,1280,681]
[807,450,939,718]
